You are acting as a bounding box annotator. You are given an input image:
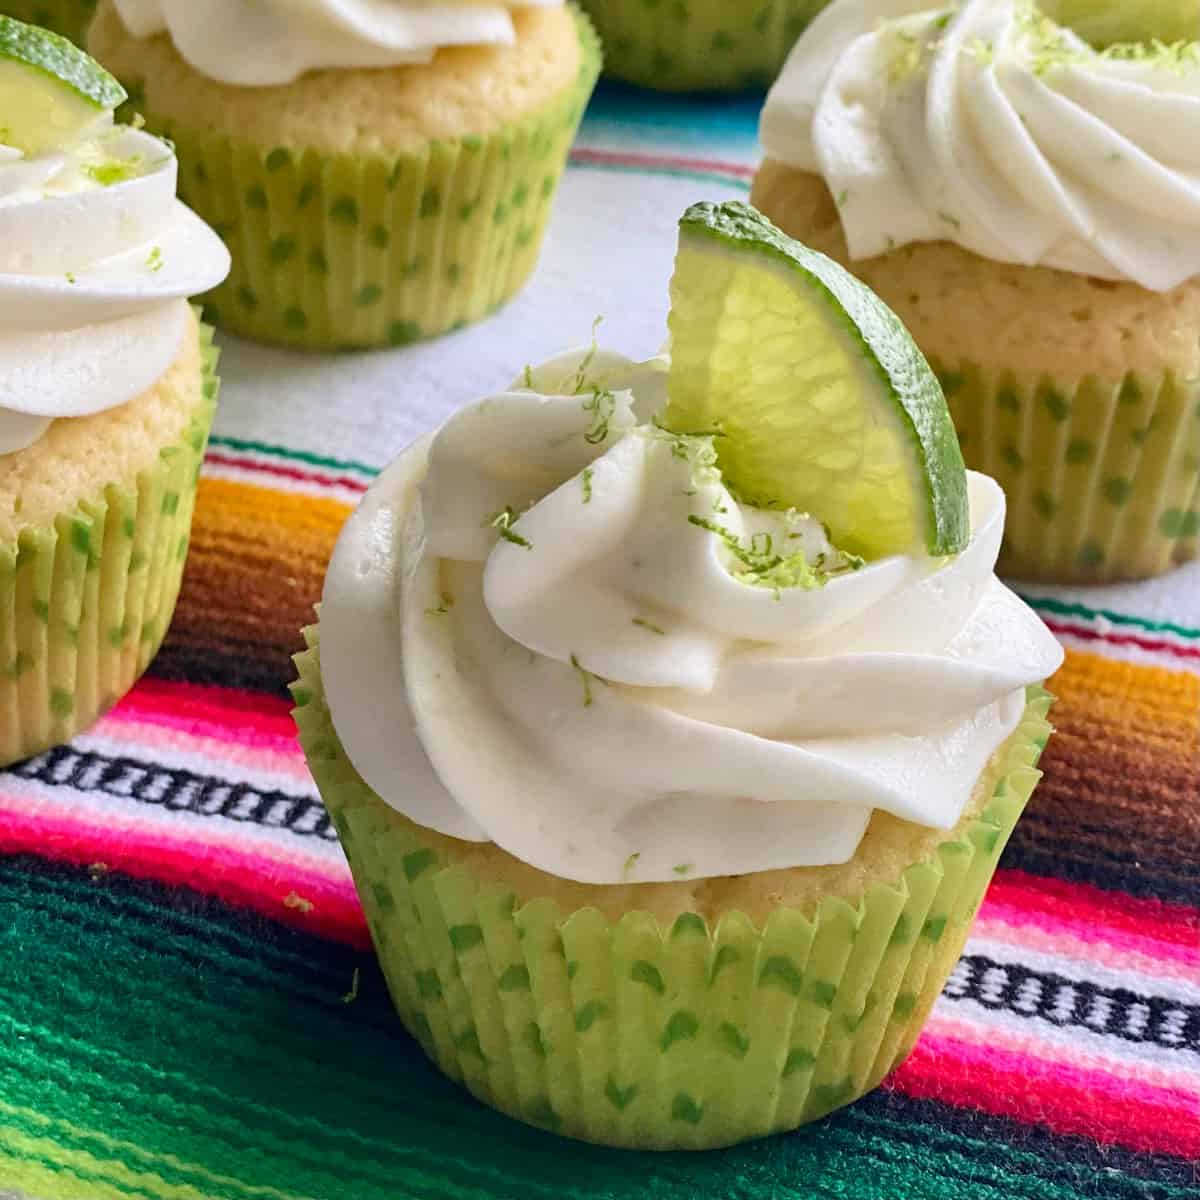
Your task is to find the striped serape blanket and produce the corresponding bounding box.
[1,86,1197,1200]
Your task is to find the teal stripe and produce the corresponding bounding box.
[568,157,751,193]
[1020,593,1200,641]
[0,862,1182,1200]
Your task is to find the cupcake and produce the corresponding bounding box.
[578,0,828,92]
[293,200,1063,1149]
[0,0,94,46]
[86,0,600,350]
[753,0,1200,583]
[0,17,229,766]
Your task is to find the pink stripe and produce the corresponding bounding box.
[1044,617,1200,664]
[893,1031,1200,1156]
[569,147,756,179]
[988,870,1200,948]
[118,677,295,726]
[90,715,311,780]
[205,452,369,494]
[976,907,1200,982]
[925,1012,1200,1099]
[0,794,367,947]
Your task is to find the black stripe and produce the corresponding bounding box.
[949,954,1200,1055]
[7,743,337,842]
[1002,832,1200,909]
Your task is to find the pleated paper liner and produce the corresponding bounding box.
[936,362,1200,583]
[578,0,827,91]
[0,0,95,44]
[119,9,600,351]
[0,321,219,767]
[294,628,1053,1150]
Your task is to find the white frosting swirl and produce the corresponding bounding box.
[0,118,230,456]
[760,0,1200,291]
[320,349,1063,885]
[114,0,565,87]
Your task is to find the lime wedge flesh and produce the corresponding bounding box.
[665,201,968,561]
[0,16,126,155]
[1041,0,1199,46]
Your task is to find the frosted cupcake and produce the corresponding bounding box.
[578,0,829,91]
[0,17,229,765]
[294,200,1063,1149]
[87,0,600,350]
[0,1,94,46]
[753,0,1200,582]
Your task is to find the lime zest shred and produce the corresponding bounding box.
[581,466,593,503]
[424,591,455,617]
[570,315,604,394]
[622,851,640,878]
[582,387,616,445]
[672,864,694,876]
[485,506,532,550]
[145,245,163,272]
[632,617,666,635]
[522,363,534,389]
[570,653,596,707]
[85,153,142,186]
[688,515,861,595]
[342,967,360,1005]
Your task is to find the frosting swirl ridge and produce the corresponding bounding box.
[0,118,231,455]
[760,0,1200,291]
[113,0,565,87]
[319,349,1063,884]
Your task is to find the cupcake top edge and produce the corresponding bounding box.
[0,16,229,456]
[760,0,1200,292]
[318,344,1063,886]
[111,0,568,88]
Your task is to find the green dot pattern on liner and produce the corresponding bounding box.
[578,0,830,92]
[0,0,96,47]
[935,361,1200,583]
[113,9,600,351]
[0,322,218,768]
[293,629,1054,1151]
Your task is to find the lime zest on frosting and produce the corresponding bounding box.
[688,514,862,596]
[570,316,604,394]
[485,506,532,550]
[582,387,617,445]
[632,617,666,635]
[581,466,594,502]
[569,653,601,708]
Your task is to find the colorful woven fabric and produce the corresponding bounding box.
[1,86,1198,1199]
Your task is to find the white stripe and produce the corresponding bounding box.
[934,993,1200,1081]
[967,933,1200,1007]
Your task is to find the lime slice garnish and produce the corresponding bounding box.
[0,16,126,155]
[1040,0,1199,47]
[664,200,968,561]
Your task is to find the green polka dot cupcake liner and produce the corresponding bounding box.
[577,0,828,92]
[0,0,96,44]
[119,9,599,351]
[0,321,218,768]
[936,363,1200,583]
[294,627,1053,1150]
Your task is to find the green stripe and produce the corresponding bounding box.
[568,157,752,193]
[206,435,380,479]
[0,863,1182,1200]
[1019,593,1200,641]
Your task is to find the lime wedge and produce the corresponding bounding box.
[1040,0,1199,46]
[664,201,968,561]
[0,16,126,155]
